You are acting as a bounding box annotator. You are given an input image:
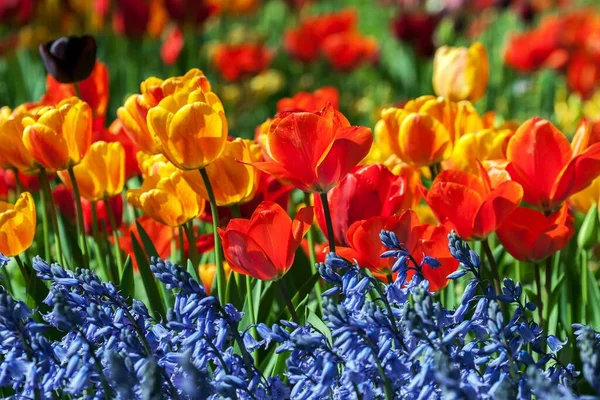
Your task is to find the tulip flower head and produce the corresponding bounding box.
[198,262,231,294]
[0,192,36,257]
[277,87,339,113]
[423,165,523,241]
[336,210,458,291]
[497,204,574,262]
[506,118,600,212]
[127,170,205,227]
[219,201,313,281]
[213,43,273,82]
[250,104,373,193]
[182,138,261,206]
[57,141,125,202]
[314,164,407,246]
[22,97,92,172]
[433,42,489,102]
[147,84,228,170]
[39,35,97,84]
[0,109,39,174]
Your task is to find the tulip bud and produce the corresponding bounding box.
[578,204,599,250]
[39,35,97,84]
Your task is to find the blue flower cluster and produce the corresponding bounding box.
[0,231,598,399]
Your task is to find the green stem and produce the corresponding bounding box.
[199,167,225,304]
[68,167,89,268]
[37,171,51,261]
[319,192,336,253]
[582,250,589,323]
[482,238,502,296]
[91,202,111,282]
[544,255,553,322]
[230,204,242,218]
[178,226,186,266]
[534,264,545,330]
[13,169,21,197]
[245,274,258,364]
[183,220,201,283]
[104,196,123,282]
[303,192,322,315]
[39,169,64,264]
[277,280,298,323]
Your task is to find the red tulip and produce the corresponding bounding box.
[277,87,339,113]
[391,11,441,58]
[118,216,174,271]
[164,0,213,24]
[0,169,10,201]
[52,184,77,222]
[506,118,600,212]
[249,105,373,193]
[218,201,313,280]
[321,31,378,72]
[4,170,41,193]
[0,0,37,24]
[213,43,273,82]
[422,166,523,241]
[566,51,600,100]
[497,204,574,262]
[161,26,184,66]
[114,0,151,36]
[336,211,458,291]
[314,164,407,246]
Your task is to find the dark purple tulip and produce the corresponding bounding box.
[39,35,97,84]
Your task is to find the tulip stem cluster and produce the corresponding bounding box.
[104,198,123,282]
[68,167,89,269]
[199,167,225,303]
[481,239,502,296]
[90,202,111,281]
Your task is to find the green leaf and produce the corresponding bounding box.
[119,256,134,303]
[307,308,332,344]
[130,233,166,318]
[135,220,159,258]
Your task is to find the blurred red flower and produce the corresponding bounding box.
[277,87,339,112]
[161,26,184,66]
[118,216,174,271]
[213,43,273,81]
[113,0,151,36]
[391,11,441,58]
[164,0,213,24]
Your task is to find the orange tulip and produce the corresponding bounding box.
[320,31,378,72]
[506,118,600,212]
[433,42,489,102]
[0,109,39,174]
[0,192,36,257]
[146,85,228,171]
[22,98,92,172]
[117,69,211,154]
[127,170,205,227]
[57,141,125,201]
[136,152,176,178]
[336,211,458,291]
[422,166,523,241]
[212,43,273,82]
[218,201,313,280]
[198,262,231,294]
[182,138,261,206]
[249,104,372,193]
[277,87,339,113]
[497,204,574,262]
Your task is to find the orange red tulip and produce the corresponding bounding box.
[250,104,372,193]
[320,31,378,72]
[0,109,39,174]
[497,204,574,262]
[335,210,458,291]
[219,201,313,281]
[314,164,407,246]
[505,118,600,212]
[423,166,523,241]
[277,87,339,113]
[0,192,36,257]
[213,43,273,82]
[118,216,174,271]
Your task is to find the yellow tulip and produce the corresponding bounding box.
[57,141,125,201]
[571,176,600,214]
[0,109,40,174]
[136,152,176,178]
[198,261,231,294]
[127,170,205,227]
[22,97,92,172]
[0,192,36,256]
[118,69,211,155]
[433,42,489,102]
[147,85,228,170]
[445,128,514,174]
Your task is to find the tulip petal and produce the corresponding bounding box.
[473,180,523,239]
[398,112,452,167]
[315,126,373,192]
[552,143,600,208]
[425,182,482,239]
[23,124,70,171]
[246,160,313,192]
[220,229,280,280]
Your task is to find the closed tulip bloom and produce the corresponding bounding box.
[250,104,372,193]
[57,141,125,201]
[0,192,36,256]
[218,201,313,280]
[445,128,514,174]
[198,262,231,294]
[182,138,261,206]
[136,151,176,178]
[147,86,228,170]
[314,164,407,246]
[497,204,574,262]
[39,35,97,84]
[127,170,205,227]
[336,210,458,290]
[321,31,378,72]
[506,118,600,212]
[118,69,211,154]
[433,42,489,102]
[423,166,523,241]
[0,110,39,174]
[22,98,92,172]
